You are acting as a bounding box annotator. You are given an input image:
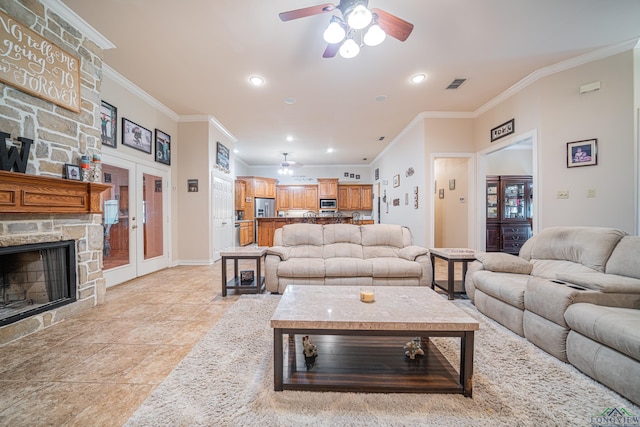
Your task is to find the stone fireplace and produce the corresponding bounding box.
[0,1,109,344]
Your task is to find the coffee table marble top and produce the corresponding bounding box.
[270,285,479,332]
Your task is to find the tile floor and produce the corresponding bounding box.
[0,257,457,426]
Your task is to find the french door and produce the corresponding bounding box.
[101,155,170,287]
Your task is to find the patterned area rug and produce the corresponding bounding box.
[125,294,639,426]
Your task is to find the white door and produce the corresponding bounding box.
[212,173,234,261]
[102,155,170,286]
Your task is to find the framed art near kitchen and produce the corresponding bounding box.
[100,101,117,148]
[567,139,597,168]
[155,129,171,165]
[122,118,152,154]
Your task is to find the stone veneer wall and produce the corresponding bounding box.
[0,0,106,344]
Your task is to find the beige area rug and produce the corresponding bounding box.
[125,294,639,426]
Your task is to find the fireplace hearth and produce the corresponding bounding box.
[0,240,77,327]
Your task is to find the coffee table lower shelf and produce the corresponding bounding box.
[275,332,473,395]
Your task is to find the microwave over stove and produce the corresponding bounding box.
[320,199,337,209]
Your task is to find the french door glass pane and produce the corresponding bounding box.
[143,173,163,260]
[102,164,130,270]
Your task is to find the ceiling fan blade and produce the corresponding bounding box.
[371,8,414,42]
[323,43,340,58]
[279,3,336,21]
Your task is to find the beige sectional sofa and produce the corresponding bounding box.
[465,226,640,405]
[264,223,431,294]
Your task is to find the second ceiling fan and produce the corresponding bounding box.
[279,0,414,58]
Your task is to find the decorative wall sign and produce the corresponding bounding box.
[216,142,229,170]
[567,139,597,168]
[490,118,515,142]
[100,101,117,148]
[188,179,198,192]
[155,129,171,165]
[0,11,81,113]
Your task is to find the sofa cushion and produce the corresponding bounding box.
[277,258,325,278]
[371,258,422,278]
[361,224,404,248]
[555,272,640,293]
[324,243,364,259]
[281,223,324,246]
[322,225,364,258]
[606,236,640,279]
[474,252,533,274]
[325,258,372,277]
[473,270,528,309]
[528,227,625,272]
[565,303,640,361]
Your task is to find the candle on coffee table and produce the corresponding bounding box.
[360,288,375,303]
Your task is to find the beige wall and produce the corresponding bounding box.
[434,158,469,247]
[486,148,533,176]
[475,51,636,233]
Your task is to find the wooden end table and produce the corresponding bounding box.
[220,246,268,297]
[430,248,476,300]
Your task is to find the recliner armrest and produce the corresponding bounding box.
[398,245,429,261]
[474,252,533,274]
[266,246,290,261]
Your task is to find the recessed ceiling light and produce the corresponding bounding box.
[286,136,293,142]
[284,97,297,105]
[249,75,265,86]
[233,148,239,153]
[327,148,334,153]
[410,73,427,84]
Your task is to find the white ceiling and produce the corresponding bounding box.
[61,0,640,168]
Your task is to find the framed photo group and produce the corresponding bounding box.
[100,100,171,165]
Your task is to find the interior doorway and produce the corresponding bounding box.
[475,129,538,250]
[101,155,170,287]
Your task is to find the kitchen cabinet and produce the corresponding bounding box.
[338,184,373,210]
[234,180,246,211]
[486,175,532,254]
[254,177,276,198]
[317,178,339,199]
[239,221,254,246]
[276,185,318,211]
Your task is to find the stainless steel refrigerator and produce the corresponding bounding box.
[254,198,275,218]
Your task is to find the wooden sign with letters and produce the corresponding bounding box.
[0,10,81,113]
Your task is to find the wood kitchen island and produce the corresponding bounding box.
[256,216,374,246]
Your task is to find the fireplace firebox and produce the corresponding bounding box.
[0,240,77,326]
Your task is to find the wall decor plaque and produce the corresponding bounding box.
[490,118,515,142]
[0,11,81,113]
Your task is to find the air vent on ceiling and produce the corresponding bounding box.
[446,78,467,90]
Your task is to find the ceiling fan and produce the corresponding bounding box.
[279,0,414,58]
[278,153,303,175]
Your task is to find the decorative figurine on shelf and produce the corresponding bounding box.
[302,335,318,370]
[404,337,424,360]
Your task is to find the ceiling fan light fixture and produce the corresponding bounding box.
[347,4,372,30]
[323,17,346,44]
[339,37,360,58]
[363,23,386,46]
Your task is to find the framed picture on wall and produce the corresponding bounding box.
[155,129,171,165]
[100,101,117,148]
[122,118,152,154]
[567,139,597,168]
[393,174,400,188]
[216,142,230,170]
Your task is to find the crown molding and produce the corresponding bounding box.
[179,115,237,143]
[475,38,640,116]
[103,65,179,121]
[41,0,115,49]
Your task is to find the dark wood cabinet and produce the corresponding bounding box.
[486,175,532,254]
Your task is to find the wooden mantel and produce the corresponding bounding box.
[0,170,110,214]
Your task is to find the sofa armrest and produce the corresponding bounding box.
[398,245,429,261]
[474,252,533,274]
[266,246,290,261]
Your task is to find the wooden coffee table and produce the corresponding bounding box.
[270,285,479,396]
